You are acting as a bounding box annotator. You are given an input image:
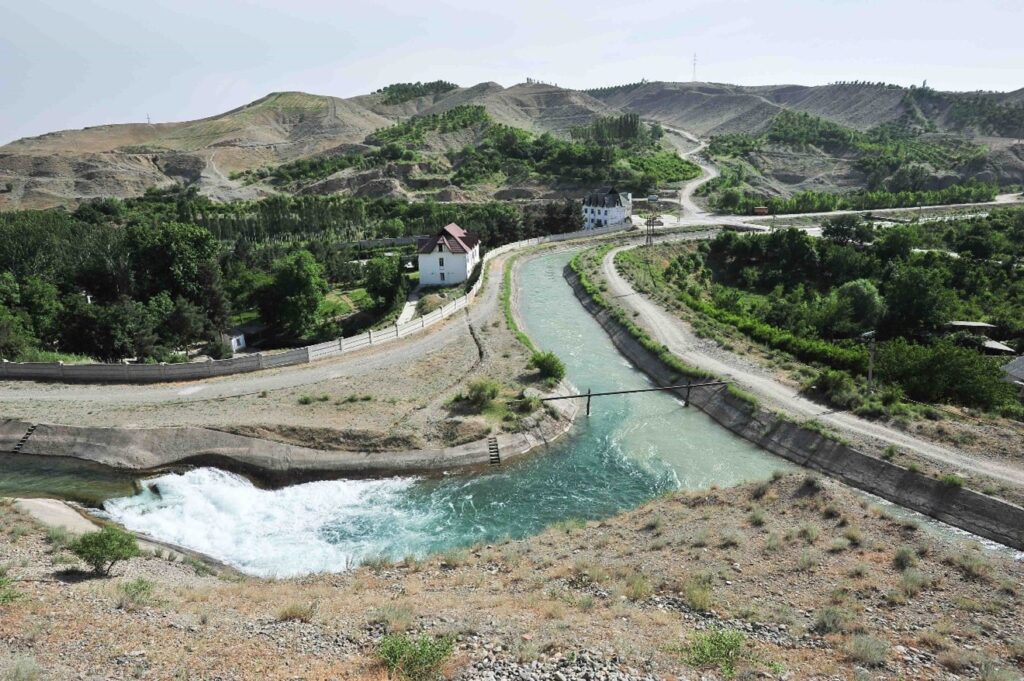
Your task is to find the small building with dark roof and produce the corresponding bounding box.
[416,223,481,286]
[581,187,632,229]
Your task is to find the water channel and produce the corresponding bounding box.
[5,250,792,576]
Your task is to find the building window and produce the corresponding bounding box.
[440,272,445,282]
[437,243,443,252]
[439,257,444,267]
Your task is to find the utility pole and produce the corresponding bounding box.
[645,194,659,247]
[692,53,697,82]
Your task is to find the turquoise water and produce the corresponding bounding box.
[0,453,139,504]
[100,250,789,576]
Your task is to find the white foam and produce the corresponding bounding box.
[104,468,438,578]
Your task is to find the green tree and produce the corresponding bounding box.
[19,276,63,343]
[822,214,874,245]
[70,526,140,575]
[257,250,328,338]
[821,279,885,338]
[882,265,955,336]
[127,221,220,302]
[364,256,405,308]
[874,226,915,261]
[0,304,34,360]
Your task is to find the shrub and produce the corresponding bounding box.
[70,526,140,575]
[843,526,864,547]
[798,522,820,544]
[370,603,415,633]
[683,628,747,678]
[1,656,42,681]
[797,549,818,572]
[945,551,992,581]
[682,574,715,612]
[204,339,233,360]
[377,633,454,681]
[0,568,22,605]
[828,538,851,553]
[846,634,889,667]
[623,573,652,601]
[116,577,155,610]
[45,526,72,549]
[464,379,500,410]
[900,568,929,597]
[529,351,566,381]
[276,601,317,623]
[813,606,853,634]
[893,545,917,571]
[748,508,765,527]
[939,474,964,487]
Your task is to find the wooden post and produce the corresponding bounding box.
[684,382,691,407]
[586,388,592,416]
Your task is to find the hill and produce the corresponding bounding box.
[1,80,1021,210]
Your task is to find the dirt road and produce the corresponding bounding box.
[600,240,1024,488]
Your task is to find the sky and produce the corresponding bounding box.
[2,0,1022,144]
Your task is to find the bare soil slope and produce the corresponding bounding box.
[0,83,616,210]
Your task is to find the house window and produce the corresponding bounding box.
[437,243,444,252]
[439,257,444,267]
[440,272,445,282]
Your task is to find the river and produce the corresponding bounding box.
[6,250,791,577]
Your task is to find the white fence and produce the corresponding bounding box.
[0,222,629,384]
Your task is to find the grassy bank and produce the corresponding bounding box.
[568,245,759,408]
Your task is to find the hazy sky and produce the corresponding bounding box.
[2,0,1021,144]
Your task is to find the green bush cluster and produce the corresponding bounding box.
[369,105,490,147]
[529,351,566,381]
[69,526,140,576]
[375,80,459,105]
[376,633,454,680]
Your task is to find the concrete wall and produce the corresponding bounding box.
[0,222,630,385]
[0,392,578,484]
[565,267,1024,551]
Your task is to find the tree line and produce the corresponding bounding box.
[0,193,582,363]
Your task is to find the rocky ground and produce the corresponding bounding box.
[2,474,1022,680]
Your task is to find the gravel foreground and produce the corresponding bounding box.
[2,474,1023,680]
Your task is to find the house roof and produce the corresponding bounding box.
[982,339,1016,354]
[417,223,480,255]
[947,321,997,329]
[1003,356,1024,381]
[583,187,631,208]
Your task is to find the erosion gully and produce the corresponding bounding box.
[7,250,1004,577]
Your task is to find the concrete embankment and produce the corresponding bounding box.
[565,267,1024,551]
[0,396,577,486]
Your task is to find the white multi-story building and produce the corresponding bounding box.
[581,187,632,229]
[416,222,481,286]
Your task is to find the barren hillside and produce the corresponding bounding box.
[1,80,1020,210]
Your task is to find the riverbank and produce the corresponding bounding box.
[3,474,1021,679]
[0,245,585,489]
[565,247,1024,552]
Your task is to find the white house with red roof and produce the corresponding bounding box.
[416,223,481,286]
